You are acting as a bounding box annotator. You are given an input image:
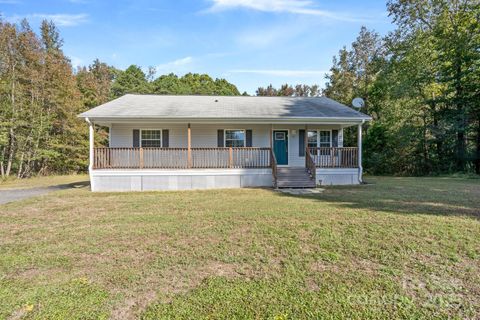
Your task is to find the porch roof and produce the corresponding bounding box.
[79,94,371,123]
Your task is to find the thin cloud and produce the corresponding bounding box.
[33,13,89,26]
[230,69,329,77]
[70,56,84,68]
[156,56,194,73]
[206,0,371,22]
[0,0,21,3]
[7,13,89,26]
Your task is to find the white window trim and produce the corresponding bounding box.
[224,129,246,148]
[140,129,162,148]
[308,129,332,148]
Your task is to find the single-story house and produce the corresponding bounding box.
[79,94,371,192]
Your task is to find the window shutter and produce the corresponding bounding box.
[217,130,224,147]
[299,129,305,156]
[133,129,140,147]
[246,130,252,147]
[332,130,339,147]
[162,129,169,147]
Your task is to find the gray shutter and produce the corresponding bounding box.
[299,129,305,156]
[217,130,224,147]
[246,130,252,147]
[162,129,169,147]
[133,129,140,147]
[332,130,339,147]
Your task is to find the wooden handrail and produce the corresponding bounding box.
[305,147,316,182]
[307,147,359,168]
[270,149,278,188]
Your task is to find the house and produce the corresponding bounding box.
[79,94,371,192]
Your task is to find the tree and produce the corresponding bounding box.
[0,18,88,177]
[324,1,479,175]
[256,83,321,97]
[151,72,240,96]
[387,0,480,172]
[324,26,384,116]
[111,65,150,98]
[256,84,277,96]
[76,59,117,108]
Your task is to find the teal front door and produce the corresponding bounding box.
[273,130,288,165]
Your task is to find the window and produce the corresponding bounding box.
[141,129,162,147]
[308,130,331,155]
[225,129,245,147]
[307,131,318,150]
[319,131,331,148]
[275,132,285,140]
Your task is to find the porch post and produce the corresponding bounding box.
[357,122,363,183]
[270,124,273,149]
[86,117,95,191]
[305,124,308,166]
[187,123,191,168]
[86,118,94,171]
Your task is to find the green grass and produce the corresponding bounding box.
[0,176,479,319]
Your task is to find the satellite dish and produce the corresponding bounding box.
[352,97,365,109]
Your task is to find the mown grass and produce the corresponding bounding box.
[0,176,478,319]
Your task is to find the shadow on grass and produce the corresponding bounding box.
[277,177,480,219]
[53,180,91,190]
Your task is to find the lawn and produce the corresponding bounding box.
[0,176,479,319]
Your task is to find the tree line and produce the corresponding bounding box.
[256,84,321,97]
[0,19,241,178]
[324,0,479,175]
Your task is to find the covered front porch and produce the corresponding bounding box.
[87,121,363,191]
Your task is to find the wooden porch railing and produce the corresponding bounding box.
[93,147,272,169]
[307,147,358,168]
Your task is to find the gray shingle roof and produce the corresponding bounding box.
[79,94,371,121]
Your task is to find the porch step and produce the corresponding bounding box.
[276,167,316,188]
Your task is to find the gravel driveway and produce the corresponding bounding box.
[0,182,89,205]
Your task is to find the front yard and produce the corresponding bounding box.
[0,176,479,319]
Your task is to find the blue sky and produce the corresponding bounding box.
[1,0,394,94]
